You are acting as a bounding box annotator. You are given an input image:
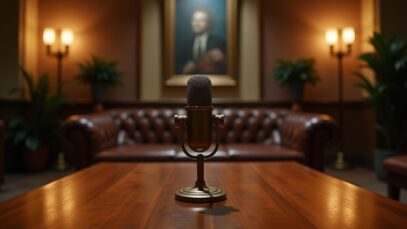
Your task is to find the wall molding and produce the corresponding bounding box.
[0,98,371,111]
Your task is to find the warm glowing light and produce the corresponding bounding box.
[43,28,56,45]
[325,28,338,46]
[61,29,74,46]
[342,27,355,44]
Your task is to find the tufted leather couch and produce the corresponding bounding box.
[61,107,337,171]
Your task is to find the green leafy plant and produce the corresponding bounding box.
[356,33,407,151]
[273,58,319,86]
[273,58,319,102]
[6,68,69,151]
[76,56,122,86]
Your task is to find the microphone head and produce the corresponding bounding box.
[187,75,212,106]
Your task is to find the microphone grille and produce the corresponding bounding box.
[187,75,212,106]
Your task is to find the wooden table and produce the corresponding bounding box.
[0,162,406,228]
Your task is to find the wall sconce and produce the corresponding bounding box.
[42,27,74,94]
[325,27,355,170]
[326,27,355,57]
[42,27,74,171]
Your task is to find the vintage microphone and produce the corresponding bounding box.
[174,75,227,203]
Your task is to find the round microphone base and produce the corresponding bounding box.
[175,186,227,203]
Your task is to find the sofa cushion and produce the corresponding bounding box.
[227,144,304,161]
[174,145,229,161]
[383,155,407,177]
[95,144,176,162]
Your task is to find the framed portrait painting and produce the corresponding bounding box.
[164,0,238,86]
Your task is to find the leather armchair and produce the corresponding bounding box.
[0,120,4,185]
[61,107,337,171]
[383,155,407,201]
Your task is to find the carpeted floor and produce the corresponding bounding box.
[326,167,406,203]
[0,169,74,203]
[0,166,406,204]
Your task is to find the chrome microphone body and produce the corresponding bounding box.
[185,106,213,152]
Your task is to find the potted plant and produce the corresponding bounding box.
[356,33,407,180]
[76,56,122,103]
[273,58,319,108]
[7,68,68,172]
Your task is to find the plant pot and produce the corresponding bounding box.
[91,82,107,102]
[288,81,305,103]
[374,149,400,181]
[21,147,49,173]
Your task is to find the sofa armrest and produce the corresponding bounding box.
[0,120,4,185]
[60,112,119,170]
[279,112,337,171]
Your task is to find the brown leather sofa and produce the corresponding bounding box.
[0,120,4,185]
[61,107,337,171]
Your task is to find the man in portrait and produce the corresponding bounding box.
[176,9,227,75]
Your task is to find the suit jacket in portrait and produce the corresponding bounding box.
[176,34,226,74]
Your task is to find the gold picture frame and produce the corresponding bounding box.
[164,0,238,86]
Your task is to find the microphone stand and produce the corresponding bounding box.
[174,113,227,203]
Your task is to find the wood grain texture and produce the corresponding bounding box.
[0,162,406,228]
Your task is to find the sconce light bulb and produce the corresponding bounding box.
[342,27,355,44]
[325,28,338,46]
[43,27,56,45]
[61,29,74,46]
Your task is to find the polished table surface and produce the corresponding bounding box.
[0,162,406,228]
